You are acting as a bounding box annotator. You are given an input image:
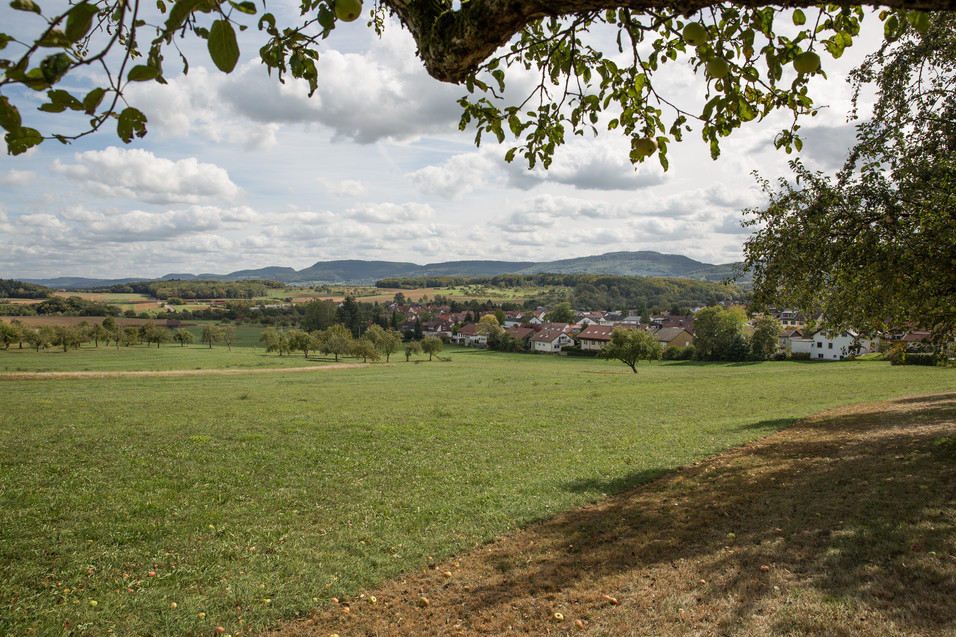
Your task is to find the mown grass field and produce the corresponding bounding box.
[0,350,952,636]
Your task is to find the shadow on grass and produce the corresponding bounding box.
[284,394,956,636]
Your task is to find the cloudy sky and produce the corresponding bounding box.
[1,3,881,280]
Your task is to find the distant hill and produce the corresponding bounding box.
[19,251,747,288]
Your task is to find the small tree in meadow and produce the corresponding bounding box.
[318,324,353,362]
[351,337,381,363]
[405,340,422,362]
[600,328,662,373]
[173,328,195,347]
[421,335,443,361]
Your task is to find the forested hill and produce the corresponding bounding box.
[18,251,745,288]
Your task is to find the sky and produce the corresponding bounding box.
[0,2,883,281]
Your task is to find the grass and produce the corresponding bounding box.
[0,350,952,636]
[292,393,956,636]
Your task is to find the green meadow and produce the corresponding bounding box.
[0,347,951,636]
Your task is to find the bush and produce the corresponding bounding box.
[790,352,811,361]
[663,345,695,360]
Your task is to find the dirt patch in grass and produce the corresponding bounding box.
[272,393,956,637]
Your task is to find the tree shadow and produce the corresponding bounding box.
[287,394,956,636]
[432,394,956,633]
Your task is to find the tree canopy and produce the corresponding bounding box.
[742,13,956,340]
[0,0,943,166]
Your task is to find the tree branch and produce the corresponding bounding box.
[384,0,956,83]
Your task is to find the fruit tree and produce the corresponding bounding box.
[0,0,948,168]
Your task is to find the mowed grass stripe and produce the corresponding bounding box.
[0,351,951,636]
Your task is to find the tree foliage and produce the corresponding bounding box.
[742,13,956,340]
[0,0,938,165]
[599,326,662,372]
[692,304,750,360]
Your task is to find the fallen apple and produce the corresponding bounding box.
[553,612,565,621]
[682,23,708,47]
[335,0,362,22]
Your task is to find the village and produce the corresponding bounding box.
[386,301,922,361]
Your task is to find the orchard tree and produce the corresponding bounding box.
[0,0,941,165]
[350,336,381,362]
[421,335,443,361]
[0,320,21,350]
[317,323,353,361]
[599,327,662,372]
[404,339,421,361]
[743,13,956,341]
[200,324,222,348]
[286,328,312,357]
[173,327,195,346]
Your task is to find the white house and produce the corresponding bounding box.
[530,327,576,353]
[807,330,876,360]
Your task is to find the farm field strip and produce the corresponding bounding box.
[0,351,952,636]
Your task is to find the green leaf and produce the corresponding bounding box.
[207,19,239,73]
[884,15,900,42]
[117,107,147,143]
[127,65,161,82]
[38,29,72,48]
[5,126,42,155]
[0,95,22,132]
[9,0,41,14]
[39,53,71,84]
[164,0,201,37]
[792,9,806,26]
[66,3,99,42]
[82,87,106,114]
[228,0,256,14]
[0,33,12,50]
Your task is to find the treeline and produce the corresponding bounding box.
[0,295,121,317]
[377,273,746,310]
[0,317,199,351]
[0,279,52,299]
[107,279,285,300]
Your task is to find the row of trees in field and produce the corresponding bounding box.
[0,317,239,352]
[259,324,444,363]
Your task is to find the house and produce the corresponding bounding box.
[780,328,803,351]
[453,323,488,347]
[422,318,454,338]
[651,326,694,349]
[504,326,536,345]
[574,324,636,351]
[806,330,876,360]
[530,327,576,353]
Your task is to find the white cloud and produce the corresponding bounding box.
[347,201,435,223]
[0,169,36,186]
[127,20,462,147]
[405,152,495,199]
[52,147,241,205]
[321,178,370,197]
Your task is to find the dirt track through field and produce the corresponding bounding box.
[0,363,373,381]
